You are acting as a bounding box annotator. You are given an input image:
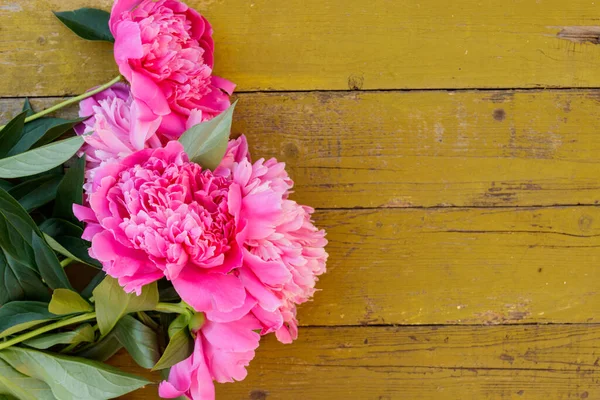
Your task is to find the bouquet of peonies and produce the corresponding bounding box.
[0,1,327,399]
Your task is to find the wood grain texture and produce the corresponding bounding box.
[4,89,600,208]
[304,206,600,326]
[4,0,600,95]
[110,324,600,399]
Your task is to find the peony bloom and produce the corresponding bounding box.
[109,0,235,143]
[211,136,328,343]
[73,141,249,313]
[159,315,260,400]
[75,83,162,195]
[74,135,327,344]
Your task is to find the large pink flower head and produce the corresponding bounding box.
[75,135,328,346]
[74,141,247,313]
[109,0,235,141]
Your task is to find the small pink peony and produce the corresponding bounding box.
[109,0,235,142]
[75,83,162,195]
[211,136,328,343]
[159,315,260,400]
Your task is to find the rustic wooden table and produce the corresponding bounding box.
[2,0,600,399]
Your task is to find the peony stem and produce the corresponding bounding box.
[60,258,74,268]
[154,302,189,314]
[0,75,122,130]
[0,312,97,351]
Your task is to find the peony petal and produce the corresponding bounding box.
[205,295,257,323]
[130,70,171,116]
[72,204,98,223]
[211,76,236,95]
[189,337,216,400]
[172,269,246,313]
[130,100,162,150]
[113,21,143,80]
[243,248,291,288]
[238,268,282,312]
[202,316,261,353]
[109,0,141,33]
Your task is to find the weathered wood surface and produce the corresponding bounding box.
[4,1,600,95]
[112,324,600,399]
[5,89,600,208]
[3,1,600,398]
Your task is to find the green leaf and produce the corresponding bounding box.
[0,301,57,338]
[153,314,194,371]
[81,271,106,299]
[0,249,49,306]
[167,313,191,339]
[0,112,27,159]
[0,189,53,305]
[8,174,63,212]
[178,101,237,170]
[0,347,149,400]
[43,234,100,268]
[23,323,95,350]
[0,358,54,400]
[53,8,115,42]
[9,118,85,156]
[93,276,159,336]
[32,233,73,291]
[53,155,85,225]
[76,331,122,362]
[0,188,39,265]
[22,98,34,117]
[0,136,84,179]
[113,315,160,369]
[49,289,92,315]
[39,217,82,237]
[0,180,13,192]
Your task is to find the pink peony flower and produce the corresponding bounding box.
[73,141,249,313]
[74,135,327,345]
[210,136,328,343]
[109,0,235,143]
[159,315,260,400]
[75,83,162,195]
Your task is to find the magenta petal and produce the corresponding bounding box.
[252,305,284,334]
[207,349,254,383]
[109,0,141,33]
[113,21,143,80]
[172,269,246,313]
[130,71,171,116]
[202,316,261,353]
[205,295,257,323]
[157,381,186,399]
[243,249,291,288]
[73,204,98,223]
[159,112,187,139]
[211,76,236,95]
[189,337,216,400]
[238,268,282,312]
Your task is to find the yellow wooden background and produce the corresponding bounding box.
[3,0,600,398]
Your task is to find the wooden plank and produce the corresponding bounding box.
[302,206,600,325]
[110,324,600,399]
[4,1,600,95]
[4,89,600,208]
